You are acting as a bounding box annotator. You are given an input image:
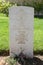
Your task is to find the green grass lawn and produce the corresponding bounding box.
[0,13,43,53]
[34,18,43,53]
[0,13,9,51]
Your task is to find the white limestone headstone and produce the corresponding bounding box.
[9,6,34,58]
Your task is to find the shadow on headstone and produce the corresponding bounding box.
[14,53,43,65]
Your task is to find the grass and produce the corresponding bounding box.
[34,18,43,53]
[0,13,9,50]
[0,13,43,54]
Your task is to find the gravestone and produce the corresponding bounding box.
[9,6,34,58]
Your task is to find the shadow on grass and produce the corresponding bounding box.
[34,15,43,19]
[34,50,43,55]
[0,50,9,56]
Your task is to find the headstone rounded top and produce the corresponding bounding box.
[9,6,34,11]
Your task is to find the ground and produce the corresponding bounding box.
[0,55,43,65]
[35,55,43,60]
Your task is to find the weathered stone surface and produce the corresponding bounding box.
[9,6,34,58]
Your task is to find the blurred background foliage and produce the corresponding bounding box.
[0,0,15,16]
[0,0,43,16]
